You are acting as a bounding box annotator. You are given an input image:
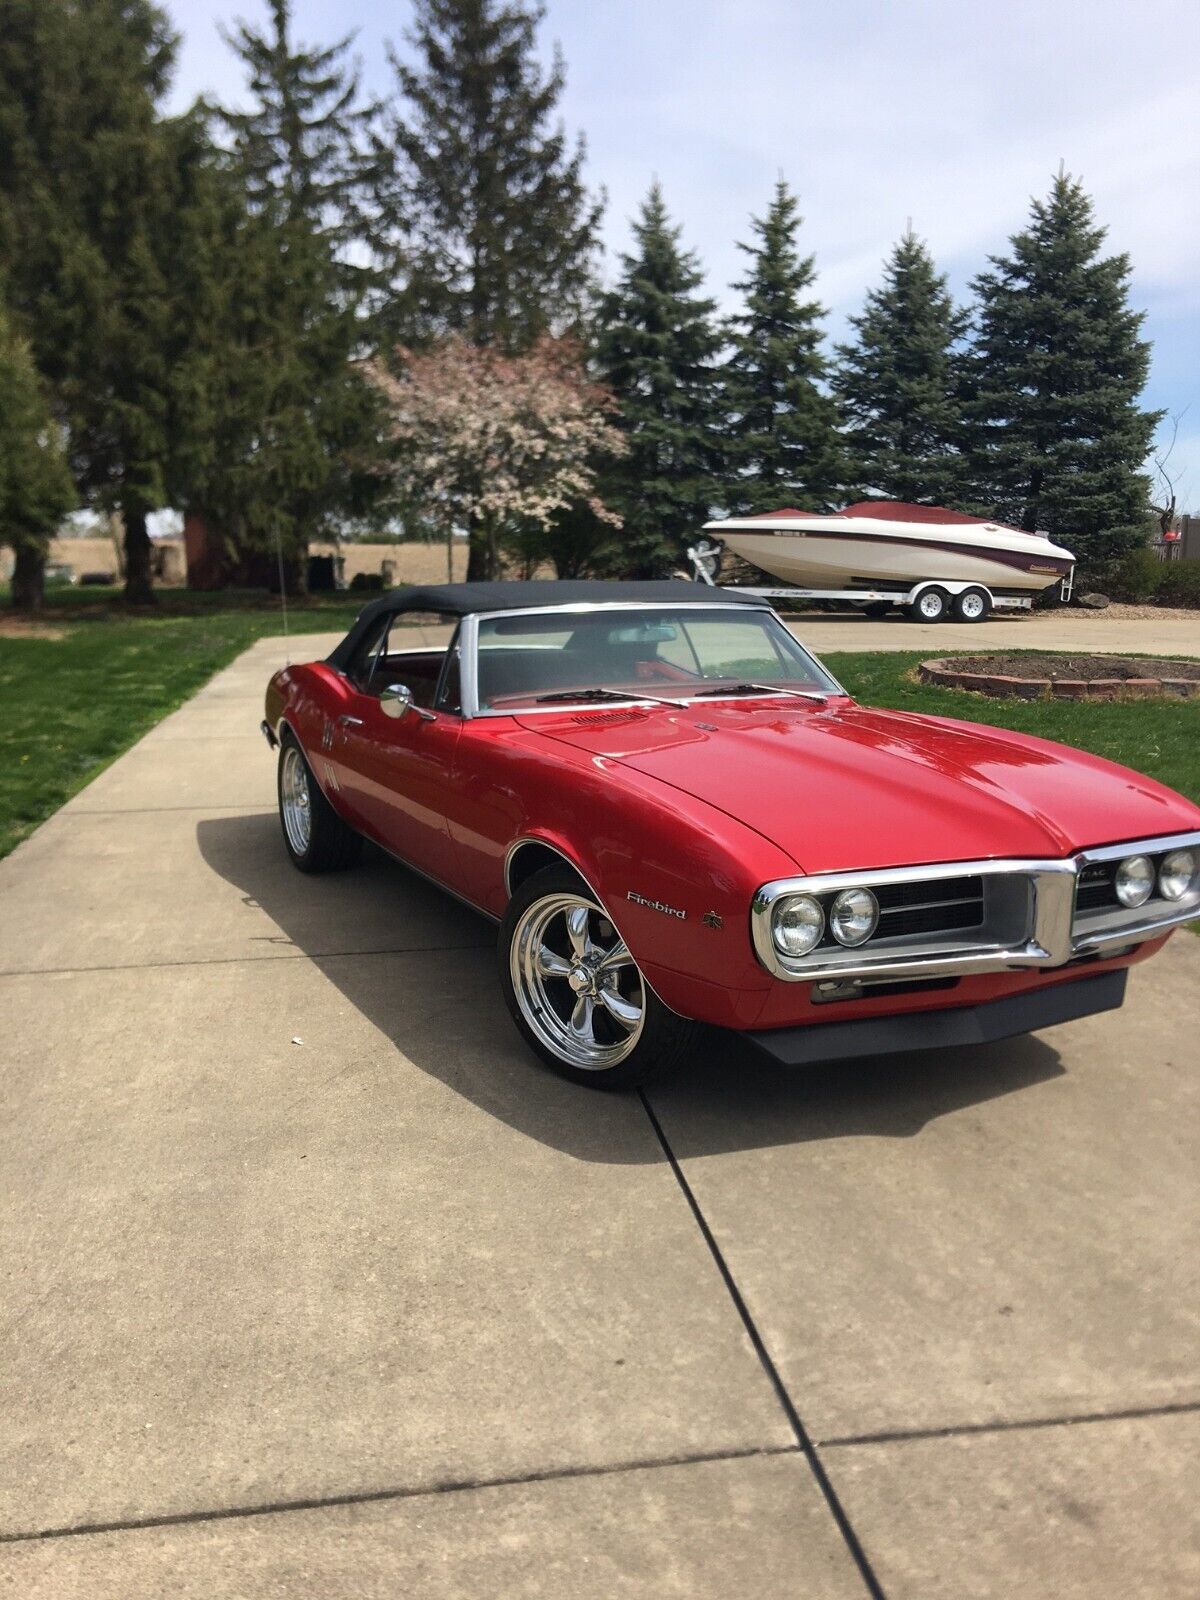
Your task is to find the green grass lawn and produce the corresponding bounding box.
[0,613,1197,862]
[0,595,363,859]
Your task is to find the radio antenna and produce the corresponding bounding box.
[274,522,291,666]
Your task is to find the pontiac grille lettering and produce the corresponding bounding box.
[627,891,686,920]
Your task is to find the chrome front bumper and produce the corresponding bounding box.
[751,831,1200,983]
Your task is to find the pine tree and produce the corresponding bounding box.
[723,180,842,513]
[833,228,970,505]
[216,0,377,244]
[967,171,1159,571]
[375,0,603,353]
[594,183,725,576]
[0,0,182,603]
[0,300,75,611]
[207,3,388,586]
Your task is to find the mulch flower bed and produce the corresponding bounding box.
[919,655,1200,700]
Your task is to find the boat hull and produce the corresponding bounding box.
[717,524,1074,594]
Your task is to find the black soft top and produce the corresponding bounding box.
[325,579,764,670]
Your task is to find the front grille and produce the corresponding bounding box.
[1075,861,1117,912]
[874,875,985,939]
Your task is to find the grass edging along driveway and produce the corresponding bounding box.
[0,617,1196,863]
[0,597,362,860]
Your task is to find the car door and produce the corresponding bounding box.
[332,622,463,885]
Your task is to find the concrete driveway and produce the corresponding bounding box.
[1,632,1197,1598]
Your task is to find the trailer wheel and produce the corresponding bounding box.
[909,587,950,623]
[953,587,991,623]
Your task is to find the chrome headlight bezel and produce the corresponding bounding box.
[771,893,825,958]
[1114,854,1155,908]
[1158,848,1198,902]
[829,887,879,947]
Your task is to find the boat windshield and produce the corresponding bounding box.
[474,607,843,712]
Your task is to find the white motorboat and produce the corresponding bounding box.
[705,501,1075,596]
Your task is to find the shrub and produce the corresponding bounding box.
[1103,547,1161,602]
[348,571,385,592]
[1154,561,1200,609]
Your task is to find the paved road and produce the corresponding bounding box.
[2,632,1197,1597]
[780,608,1200,656]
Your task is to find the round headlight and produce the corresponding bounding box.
[829,887,879,947]
[1114,854,1155,908]
[772,894,824,957]
[1158,849,1198,902]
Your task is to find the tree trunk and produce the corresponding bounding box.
[466,522,489,581]
[11,542,45,612]
[123,502,156,604]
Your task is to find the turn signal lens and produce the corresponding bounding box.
[1158,849,1198,902]
[1114,854,1155,908]
[829,888,879,946]
[772,894,824,957]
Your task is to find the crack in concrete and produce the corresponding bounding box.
[637,1089,888,1600]
[818,1398,1200,1450]
[0,1444,798,1546]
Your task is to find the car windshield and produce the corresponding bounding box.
[474,607,842,712]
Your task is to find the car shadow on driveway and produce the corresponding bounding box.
[196,812,1065,1164]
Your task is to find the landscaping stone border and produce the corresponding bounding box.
[918,658,1200,701]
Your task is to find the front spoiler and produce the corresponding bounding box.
[745,968,1127,1066]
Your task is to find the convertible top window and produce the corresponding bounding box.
[474,607,840,712]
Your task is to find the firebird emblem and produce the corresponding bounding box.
[627,891,686,920]
[702,911,724,930]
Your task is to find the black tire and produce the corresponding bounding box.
[277,732,362,873]
[952,586,992,623]
[499,863,696,1088]
[908,586,950,623]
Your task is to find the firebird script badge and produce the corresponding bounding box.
[627,891,686,920]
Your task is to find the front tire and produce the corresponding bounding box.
[277,733,362,873]
[499,864,696,1087]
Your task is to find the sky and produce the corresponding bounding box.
[162,0,1200,510]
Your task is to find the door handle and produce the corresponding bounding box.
[338,714,364,727]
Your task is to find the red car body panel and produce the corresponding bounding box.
[266,653,1200,1035]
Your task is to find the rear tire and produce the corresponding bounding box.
[499,863,696,1088]
[952,586,991,623]
[908,586,950,623]
[277,733,362,873]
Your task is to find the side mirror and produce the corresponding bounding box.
[380,683,434,721]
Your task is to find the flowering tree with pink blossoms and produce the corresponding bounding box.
[364,335,627,580]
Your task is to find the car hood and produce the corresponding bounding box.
[518,700,1199,874]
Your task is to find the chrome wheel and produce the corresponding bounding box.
[280,745,313,856]
[510,891,646,1071]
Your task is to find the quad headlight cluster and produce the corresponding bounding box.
[772,887,879,957]
[1113,848,1197,908]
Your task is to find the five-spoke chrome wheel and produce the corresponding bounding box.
[280,744,313,856]
[510,891,646,1071]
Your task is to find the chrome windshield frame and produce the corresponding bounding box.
[456,600,844,719]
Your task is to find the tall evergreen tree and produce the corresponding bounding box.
[0,299,75,611]
[206,1,388,585]
[723,179,842,512]
[375,0,603,353]
[967,171,1159,571]
[217,0,377,244]
[594,183,724,576]
[833,228,970,505]
[0,0,183,603]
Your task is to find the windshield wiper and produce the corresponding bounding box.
[532,686,687,708]
[693,682,829,703]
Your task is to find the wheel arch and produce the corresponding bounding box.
[504,835,591,898]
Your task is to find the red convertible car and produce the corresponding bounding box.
[263,581,1200,1086]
